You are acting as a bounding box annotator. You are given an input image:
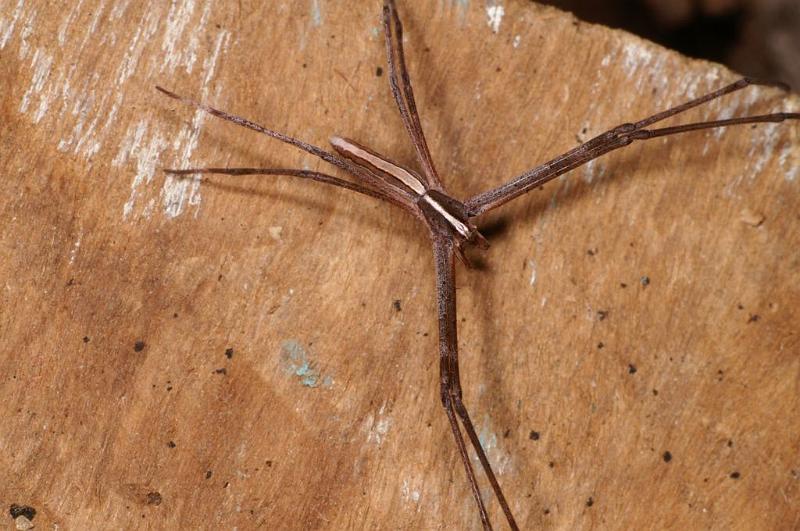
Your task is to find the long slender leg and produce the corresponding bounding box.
[466,78,799,216]
[155,86,414,205]
[164,167,409,206]
[432,235,519,530]
[382,0,444,189]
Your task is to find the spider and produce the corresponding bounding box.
[157,1,798,528]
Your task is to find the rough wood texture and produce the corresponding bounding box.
[2,1,798,529]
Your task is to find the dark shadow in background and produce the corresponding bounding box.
[537,0,800,89]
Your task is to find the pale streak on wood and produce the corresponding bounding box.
[160,28,230,219]
[310,0,323,28]
[7,0,231,219]
[0,0,25,49]
[57,0,86,46]
[364,401,392,446]
[486,4,504,34]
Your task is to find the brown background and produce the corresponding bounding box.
[1,1,798,529]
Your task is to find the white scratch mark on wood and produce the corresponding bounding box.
[161,0,198,72]
[161,29,230,218]
[16,6,34,59]
[582,159,606,184]
[79,93,122,158]
[69,233,82,265]
[620,40,668,92]
[110,0,133,19]
[512,34,521,48]
[19,48,54,119]
[364,401,392,445]
[184,0,214,74]
[401,478,421,505]
[310,0,323,27]
[779,144,798,182]
[57,0,85,45]
[477,417,512,475]
[114,119,168,219]
[117,8,160,86]
[0,0,25,49]
[528,259,536,287]
[486,5,504,34]
[747,123,781,177]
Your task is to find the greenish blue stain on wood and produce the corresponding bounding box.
[280,339,333,388]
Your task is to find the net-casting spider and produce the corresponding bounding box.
[156,1,798,528]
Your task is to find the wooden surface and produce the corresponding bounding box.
[2,1,798,529]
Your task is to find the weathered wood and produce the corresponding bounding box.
[1,1,798,529]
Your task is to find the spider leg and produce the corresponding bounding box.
[382,0,445,190]
[163,167,413,208]
[155,86,414,206]
[432,235,520,531]
[466,78,799,216]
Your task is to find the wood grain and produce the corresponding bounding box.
[1,1,798,529]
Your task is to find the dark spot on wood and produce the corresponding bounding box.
[83,336,90,343]
[663,451,672,463]
[218,274,223,281]
[214,368,227,375]
[9,504,36,520]
[747,314,760,323]
[586,497,594,507]
[628,364,637,375]
[529,430,540,441]
[266,460,273,467]
[225,348,234,359]
[548,461,555,468]
[620,283,627,288]
[587,248,597,256]
[597,342,604,349]
[495,66,502,72]
[503,428,511,438]
[376,66,383,77]
[737,303,744,310]
[393,299,402,312]
[167,441,176,448]
[640,276,650,287]
[727,439,733,448]
[134,341,146,352]
[597,310,608,321]
[223,482,230,488]
[652,389,658,396]
[173,312,178,318]
[205,470,212,479]
[543,508,550,515]
[730,471,741,479]
[146,492,162,505]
